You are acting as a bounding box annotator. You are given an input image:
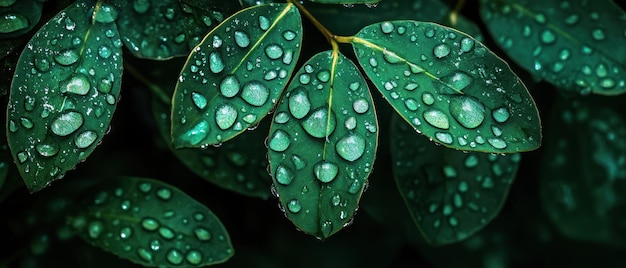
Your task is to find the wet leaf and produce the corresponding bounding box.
[309,0,381,4]
[0,0,44,39]
[352,21,541,153]
[115,0,237,60]
[540,99,626,246]
[172,3,302,148]
[390,114,521,245]
[152,92,272,199]
[480,0,626,95]
[69,176,234,267]
[268,51,378,239]
[6,0,123,192]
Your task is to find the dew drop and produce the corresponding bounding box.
[283,30,297,41]
[317,70,330,83]
[51,111,83,136]
[215,104,238,130]
[194,227,211,241]
[275,165,294,185]
[94,4,118,23]
[591,28,605,41]
[287,199,302,213]
[191,92,208,109]
[268,130,291,152]
[0,13,28,33]
[156,188,172,200]
[435,132,453,144]
[186,250,202,265]
[34,58,50,72]
[321,221,333,237]
[75,131,97,149]
[54,49,79,66]
[422,92,435,105]
[540,29,556,44]
[209,52,224,73]
[241,82,269,106]
[265,44,284,60]
[404,98,419,111]
[159,227,175,240]
[167,249,183,265]
[449,96,485,129]
[487,138,507,149]
[137,248,152,262]
[380,21,394,33]
[352,99,369,114]
[98,45,112,59]
[433,43,451,58]
[141,218,159,231]
[61,74,91,95]
[492,107,510,123]
[443,72,473,92]
[314,161,339,183]
[460,37,475,52]
[234,30,250,48]
[423,109,450,129]
[289,90,311,119]
[179,120,209,146]
[219,76,240,98]
[301,108,336,138]
[120,226,132,239]
[36,143,58,157]
[88,221,104,239]
[258,15,270,30]
[336,133,366,162]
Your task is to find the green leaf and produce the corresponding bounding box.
[308,0,381,4]
[480,0,626,95]
[0,0,44,38]
[390,114,521,245]
[352,20,541,153]
[540,99,626,246]
[171,3,302,148]
[268,51,378,239]
[6,1,123,192]
[115,0,238,60]
[152,91,272,199]
[69,176,234,267]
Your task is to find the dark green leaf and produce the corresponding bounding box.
[152,92,272,199]
[390,114,521,245]
[268,51,378,239]
[6,1,123,192]
[480,0,626,95]
[69,176,234,267]
[172,3,302,148]
[0,0,44,39]
[540,99,626,246]
[352,20,541,153]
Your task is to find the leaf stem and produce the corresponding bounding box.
[124,62,171,105]
[449,0,467,26]
[288,0,334,44]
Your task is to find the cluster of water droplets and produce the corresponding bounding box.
[0,0,38,35]
[70,180,232,266]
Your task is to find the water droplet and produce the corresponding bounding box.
[317,70,330,83]
[137,248,153,262]
[435,132,453,144]
[352,99,369,114]
[301,108,336,138]
[120,226,132,239]
[156,188,171,200]
[61,75,91,95]
[51,111,83,136]
[94,4,118,23]
[167,249,183,265]
[194,227,211,241]
[88,221,103,238]
[540,29,556,44]
[421,92,434,105]
[314,161,339,183]
[265,44,284,60]
[283,30,297,41]
[158,227,175,240]
[179,120,209,146]
[449,96,485,129]
[191,92,208,109]
[268,130,291,152]
[291,155,307,170]
[241,81,269,106]
[369,57,378,67]
[258,15,270,31]
[36,143,58,157]
[433,43,451,58]
[234,30,250,48]
[141,218,159,231]
[423,109,449,129]
[215,104,238,130]
[20,117,33,128]
[186,250,203,265]
[591,28,605,41]
[75,131,97,149]
[321,221,333,237]
[404,98,419,111]
[287,199,302,213]
[34,58,50,72]
[380,21,394,33]
[289,90,311,119]
[98,45,112,59]
[460,37,475,52]
[150,239,161,251]
[0,13,28,33]
[219,76,240,98]
[564,14,578,25]
[209,52,224,73]
[54,49,79,66]
[336,133,365,162]
[492,107,510,123]
[274,112,290,124]
[443,72,473,92]
[275,165,294,185]
[465,155,478,168]
[487,138,507,149]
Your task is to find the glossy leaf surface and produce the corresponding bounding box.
[390,115,520,245]
[172,3,302,148]
[0,0,44,38]
[352,20,541,153]
[268,51,378,239]
[115,0,237,59]
[540,100,626,246]
[152,93,271,199]
[480,0,626,95]
[309,0,381,4]
[70,177,234,267]
[6,0,123,192]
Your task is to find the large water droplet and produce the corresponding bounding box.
[186,250,202,265]
[75,131,97,149]
[215,104,238,130]
[336,133,366,162]
[36,143,58,157]
[268,130,291,152]
[258,15,270,31]
[234,30,250,48]
[219,76,240,98]
[287,199,302,213]
[61,75,91,95]
[492,107,510,123]
[141,218,159,231]
[265,44,284,60]
[433,43,451,58]
[51,111,83,136]
[301,108,336,138]
[241,82,269,106]
[380,21,394,34]
[167,249,183,265]
[460,38,475,52]
[352,99,369,114]
[209,52,224,73]
[314,161,339,183]
[423,109,450,129]
[443,72,473,92]
[194,227,211,241]
[55,49,80,66]
[159,227,175,240]
[275,165,294,185]
[289,90,311,119]
[449,96,485,129]
[487,138,507,149]
[0,13,28,33]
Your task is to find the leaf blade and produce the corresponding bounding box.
[352,20,541,153]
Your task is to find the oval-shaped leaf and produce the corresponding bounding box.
[390,114,521,245]
[268,50,378,239]
[0,0,44,39]
[171,3,302,148]
[480,0,626,95]
[540,99,626,246]
[69,176,234,267]
[6,1,123,192]
[352,20,541,153]
[115,0,239,60]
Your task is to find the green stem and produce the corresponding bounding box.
[124,62,171,105]
[449,0,467,26]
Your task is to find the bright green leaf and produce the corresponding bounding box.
[352,20,541,153]
[268,51,378,239]
[69,176,234,266]
[540,99,626,246]
[480,0,626,95]
[6,0,123,192]
[0,0,44,38]
[152,92,272,199]
[114,0,238,60]
[390,114,521,245]
[172,3,302,148]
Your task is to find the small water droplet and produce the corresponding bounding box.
[287,199,302,213]
[435,132,453,144]
[0,13,28,33]
[158,227,175,240]
[591,28,605,41]
[234,30,250,48]
[186,250,203,265]
[54,49,79,66]
[443,72,473,92]
[289,90,311,119]
[215,104,238,130]
[194,227,211,241]
[209,52,224,73]
[449,96,485,129]
[423,109,450,129]
[540,29,556,44]
[36,143,58,157]
[219,76,240,98]
[275,165,294,185]
[137,248,153,262]
[321,221,333,237]
[487,138,507,149]
[120,226,132,239]
[352,99,369,114]
[283,30,297,41]
[75,131,97,149]
[167,249,184,265]
[258,15,270,31]
[88,221,104,239]
[336,133,366,162]
[179,120,209,146]
[265,44,284,60]
[191,92,208,109]
[268,130,291,152]
[492,107,510,123]
[460,37,475,52]
[51,111,83,136]
[314,161,339,183]
[465,155,478,168]
[94,4,118,23]
[421,92,434,105]
[156,188,172,200]
[380,21,394,33]
[433,43,451,58]
[141,217,159,231]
